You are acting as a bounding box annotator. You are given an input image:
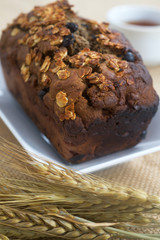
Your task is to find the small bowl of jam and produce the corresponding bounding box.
[107,5,160,66]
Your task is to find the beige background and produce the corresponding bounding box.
[0,0,160,196]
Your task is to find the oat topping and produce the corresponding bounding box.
[59,27,71,36]
[86,72,115,92]
[50,36,63,46]
[16,2,69,51]
[96,25,126,51]
[26,34,42,47]
[33,5,66,25]
[56,60,66,69]
[48,25,59,35]
[98,80,115,92]
[49,66,60,73]
[41,73,51,85]
[118,60,128,70]
[108,58,121,72]
[105,55,128,73]
[99,23,111,34]
[88,20,99,31]
[56,91,68,107]
[16,13,28,26]
[29,16,38,23]
[49,60,66,73]
[78,66,92,78]
[97,33,125,50]
[107,41,125,50]
[60,103,76,121]
[11,0,142,122]
[54,47,68,61]
[21,64,30,82]
[29,26,42,35]
[69,48,102,68]
[49,58,66,73]
[57,69,70,79]
[40,56,51,72]
[97,34,110,45]
[34,51,42,63]
[11,28,20,37]
[25,53,32,66]
[47,47,68,74]
[86,73,105,84]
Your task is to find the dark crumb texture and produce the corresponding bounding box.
[0,0,159,163]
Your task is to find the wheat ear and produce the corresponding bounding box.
[0,193,159,226]
[1,206,160,240]
[0,205,114,239]
[0,139,160,239]
[0,235,9,240]
[1,137,160,224]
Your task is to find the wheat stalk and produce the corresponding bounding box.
[0,137,160,224]
[0,205,113,239]
[0,193,159,225]
[0,205,160,240]
[0,137,160,239]
[1,138,160,202]
[0,235,9,240]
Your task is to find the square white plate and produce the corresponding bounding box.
[0,64,160,173]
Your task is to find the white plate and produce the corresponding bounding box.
[0,64,160,173]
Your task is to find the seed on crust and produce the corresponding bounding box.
[69,49,102,68]
[87,73,106,84]
[56,60,66,69]
[59,27,71,36]
[29,16,37,23]
[41,73,51,85]
[40,56,51,72]
[21,64,30,82]
[11,28,20,37]
[25,53,32,65]
[57,69,70,80]
[78,67,92,78]
[54,47,68,61]
[50,36,63,46]
[56,91,68,107]
[60,103,76,121]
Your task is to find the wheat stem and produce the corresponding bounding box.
[0,137,160,239]
[0,235,9,240]
[1,138,160,218]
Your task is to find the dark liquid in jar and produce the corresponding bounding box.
[127,20,160,26]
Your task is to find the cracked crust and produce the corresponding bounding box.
[0,0,159,163]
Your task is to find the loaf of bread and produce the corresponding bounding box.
[0,0,159,163]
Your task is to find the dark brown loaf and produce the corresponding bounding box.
[0,0,159,163]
